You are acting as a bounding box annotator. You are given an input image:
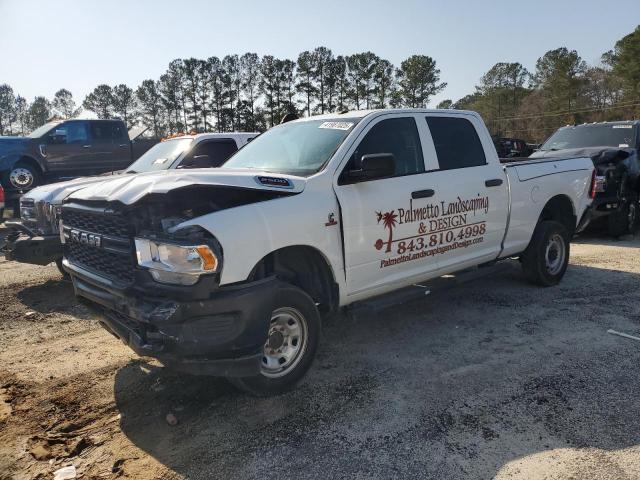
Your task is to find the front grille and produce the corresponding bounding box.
[67,242,135,284]
[63,205,136,285]
[63,209,131,237]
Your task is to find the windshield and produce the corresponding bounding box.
[541,124,637,151]
[222,119,357,176]
[27,122,61,138]
[125,138,193,173]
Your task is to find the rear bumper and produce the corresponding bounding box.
[65,259,279,377]
[2,220,62,265]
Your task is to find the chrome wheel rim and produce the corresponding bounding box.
[261,307,308,378]
[545,234,565,276]
[9,167,34,189]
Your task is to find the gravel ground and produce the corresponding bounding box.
[1,230,640,479]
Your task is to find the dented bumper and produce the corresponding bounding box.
[65,259,279,377]
[3,220,62,265]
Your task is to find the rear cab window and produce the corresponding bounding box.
[426,116,486,170]
[90,122,122,143]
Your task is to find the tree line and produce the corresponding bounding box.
[446,25,640,141]
[0,50,445,138]
[0,25,638,142]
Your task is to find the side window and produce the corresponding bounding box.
[426,116,486,170]
[179,140,238,168]
[90,122,116,143]
[112,123,126,141]
[50,122,89,145]
[349,117,424,177]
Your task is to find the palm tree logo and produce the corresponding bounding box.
[375,210,398,252]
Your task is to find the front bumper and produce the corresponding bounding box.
[2,220,62,265]
[65,259,280,377]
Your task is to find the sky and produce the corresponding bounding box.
[0,0,638,109]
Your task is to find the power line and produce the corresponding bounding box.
[493,100,640,122]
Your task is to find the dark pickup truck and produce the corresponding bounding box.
[530,121,640,237]
[0,119,157,195]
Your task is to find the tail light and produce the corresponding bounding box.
[0,186,5,204]
[589,169,597,199]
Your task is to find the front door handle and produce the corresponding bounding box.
[82,144,92,148]
[118,144,128,148]
[485,178,503,187]
[412,189,435,199]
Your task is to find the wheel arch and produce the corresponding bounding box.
[15,155,45,174]
[248,245,340,315]
[538,194,576,236]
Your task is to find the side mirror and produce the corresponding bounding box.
[348,153,395,182]
[178,154,213,169]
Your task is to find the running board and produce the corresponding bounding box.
[348,262,513,316]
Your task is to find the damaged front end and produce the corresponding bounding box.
[61,183,295,376]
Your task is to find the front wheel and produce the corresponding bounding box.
[229,284,321,396]
[521,220,570,287]
[55,258,70,279]
[5,162,41,190]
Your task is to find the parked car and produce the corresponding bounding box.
[0,119,158,194]
[60,109,594,395]
[530,121,640,236]
[493,137,533,158]
[0,185,4,219]
[2,132,258,272]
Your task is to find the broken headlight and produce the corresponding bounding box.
[135,238,219,286]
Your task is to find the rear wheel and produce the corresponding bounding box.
[229,284,321,396]
[608,195,639,237]
[521,220,570,287]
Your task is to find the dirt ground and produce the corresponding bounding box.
[1,231,640,480]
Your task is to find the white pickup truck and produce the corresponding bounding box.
[60,109,595,395]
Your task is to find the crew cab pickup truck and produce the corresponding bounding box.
[0,119,158,194]
[60,109,595,395]
[530,121,640,236]
[3,133,257,272]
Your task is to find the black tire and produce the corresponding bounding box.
[607,197,638,238]
[4,161,41,191]
[521,220,570,287]
[55,258,70,279]
[229,284,321,396]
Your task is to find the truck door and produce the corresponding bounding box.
[421,114,508,273]
[334,114,440,297]
[44,121,93,173]
[87,121,124,172]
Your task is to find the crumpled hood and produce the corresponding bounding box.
[22,174,132,205]
[530,146,635,165]
[67,168,306,205]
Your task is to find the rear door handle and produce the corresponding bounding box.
[118,144,128,148]
[82,144,92,148]
[485,179,503,187]
[412,189,435,199]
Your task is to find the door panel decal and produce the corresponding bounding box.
[375,195,489,269]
